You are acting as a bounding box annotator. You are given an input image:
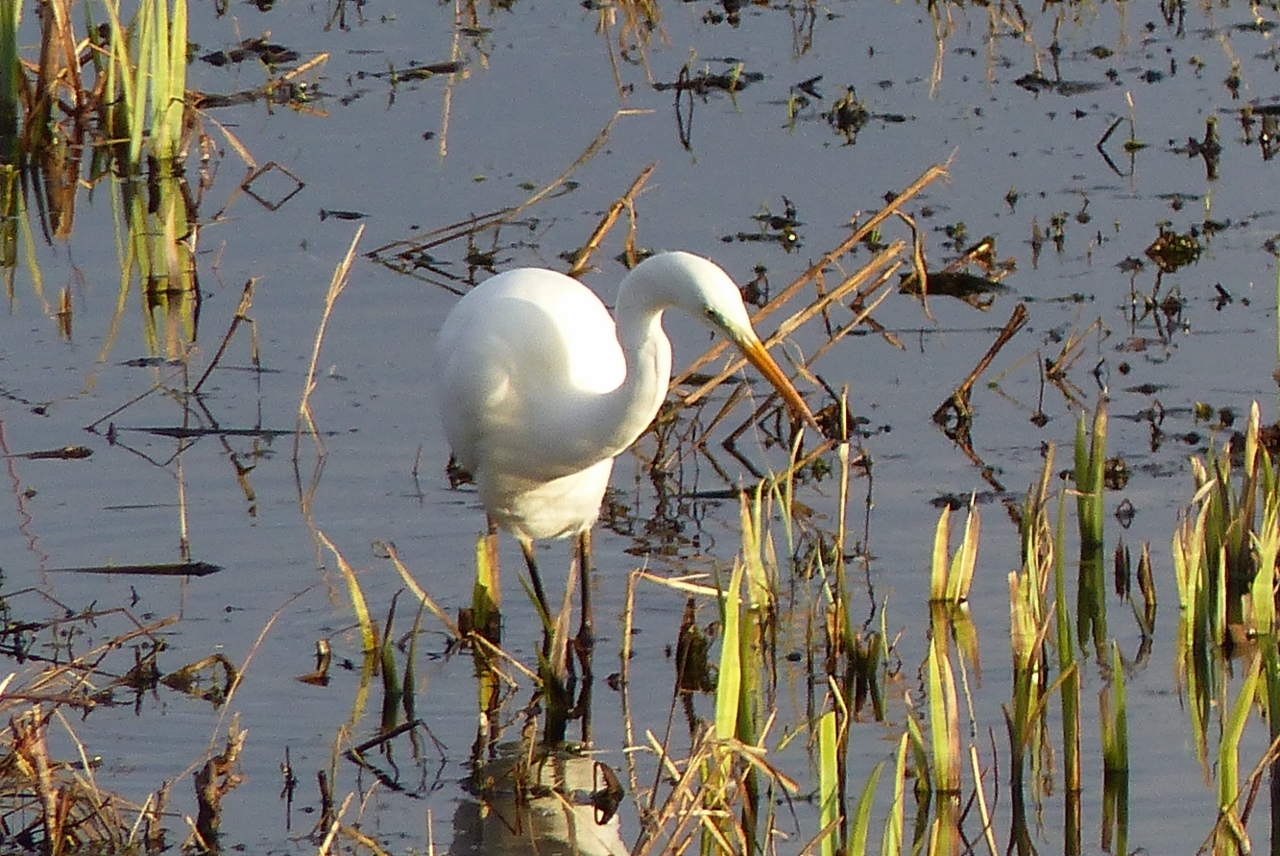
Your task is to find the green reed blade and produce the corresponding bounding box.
[818,709,840,856]
[850,760,885,856]
[881,733,908,856]
[1101,640,1128,774]
[1219,654,1261,818]
[1054,486,1081,793]
[715,558,745,740]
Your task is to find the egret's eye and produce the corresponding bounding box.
[704,307,720,323]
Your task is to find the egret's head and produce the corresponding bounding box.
[627,251,754,339]
[623,251,819,431]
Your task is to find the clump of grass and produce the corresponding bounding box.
[927,502,981,692]
[632,723,799,856]
[0,702,166,852]
[100,0,190,168]
[1074,398,1109,658]
[1182,402,1277,639]
[1007,445,1060,804]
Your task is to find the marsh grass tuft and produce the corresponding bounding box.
[1074,398,1109,658]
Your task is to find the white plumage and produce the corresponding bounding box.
[435,251,816,636]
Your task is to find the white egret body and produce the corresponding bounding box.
[435,251,815,635]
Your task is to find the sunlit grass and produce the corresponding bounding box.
[0,0,17,163]
[1074,399,1108,657]
[928,501,979,605]
[101,0,190,167]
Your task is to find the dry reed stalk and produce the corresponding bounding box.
[193,278,257,394]
[681,239,907,409]
[672,159,951,391]
[377,541,462,638]
[566,162,655,276]
[294,224,363,461]
[0,702,160,852]
[369,109,653,269]
[932,302,1029,424]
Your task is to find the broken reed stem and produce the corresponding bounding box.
[932,302,1029,424]
[566,161,655,277]
[674,159,950,388]
[369,108,653,262]
[377,541,462,638]
[680,239,907,408]
[294,224,363,462]
[192,277,256,395]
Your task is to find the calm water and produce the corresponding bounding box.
[3,0,1280,852]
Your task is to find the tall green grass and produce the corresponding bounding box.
[102,0,190,167]
[0,0,17,164]
[1074,399,1109,658]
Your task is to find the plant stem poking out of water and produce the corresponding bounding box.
[1074,398,1109,659]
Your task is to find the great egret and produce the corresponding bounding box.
[436,251,817,643]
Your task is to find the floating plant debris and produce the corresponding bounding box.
[49,561,223,577]
[6,445,93,460]
[654,64,763,94]
[899,271,1009,300]
[1014,71,1107,96]
[1144,227,1201,272]
[320,209,367,221]
[825,85,868,141]
[201,37,300,67]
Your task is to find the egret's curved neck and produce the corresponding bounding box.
[591,274,674,458]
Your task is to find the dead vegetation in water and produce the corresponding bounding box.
[0,596,263,853]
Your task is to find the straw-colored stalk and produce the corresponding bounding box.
[471,533,499,640]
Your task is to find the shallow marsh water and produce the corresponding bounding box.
[3,0,1280,852]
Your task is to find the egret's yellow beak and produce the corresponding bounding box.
[734,335,821,432]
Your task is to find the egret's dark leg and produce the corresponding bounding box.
[575,530,595,649]
[569,531,595,743]
[519,536,557,664]
[518,537,552,621]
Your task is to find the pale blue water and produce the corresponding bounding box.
[3,0,1279,852]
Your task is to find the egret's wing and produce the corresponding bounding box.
[435,269,624,482]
